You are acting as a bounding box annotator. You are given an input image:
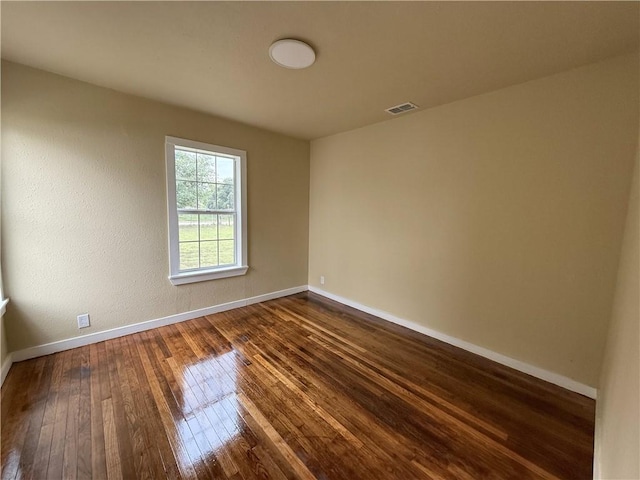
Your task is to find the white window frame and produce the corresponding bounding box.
[165,136,248,286]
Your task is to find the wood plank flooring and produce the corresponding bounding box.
[1,292,595,479]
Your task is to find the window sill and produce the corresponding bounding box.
[169,266,248,285]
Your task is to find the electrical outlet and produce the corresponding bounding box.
[320,276,325,285]
[77,313,90,329]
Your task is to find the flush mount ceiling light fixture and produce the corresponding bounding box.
[269,39,316,69]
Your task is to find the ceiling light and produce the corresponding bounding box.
[269,39,316,69]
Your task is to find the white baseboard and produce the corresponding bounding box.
[4,284,598,400]
[10,285,308,364]
[1,352,13,386]
[308,286,597,399]
[0,298,9,317]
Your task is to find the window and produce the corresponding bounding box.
[165,136,247,285]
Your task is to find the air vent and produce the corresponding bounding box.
[385,102,419,115]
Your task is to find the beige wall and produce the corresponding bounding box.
[309,54,639,387]
[0,87,6,366]
[1,61,310,352]
[0,70,7,367]
[594,150,639,479]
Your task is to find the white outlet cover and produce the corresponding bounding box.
[77,313,90,328]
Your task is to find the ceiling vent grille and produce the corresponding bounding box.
[385,102,419,115]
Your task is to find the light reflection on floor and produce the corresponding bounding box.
[175,350,240,470]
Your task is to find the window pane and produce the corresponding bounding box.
[175,150,196,181]
[168,139,246,281]
[218,215,234,239]
[197,153,216,183]
[199,214,217,241]
[179,242,199,270]
[219,240,235,265]
[178,214,199,242]
[197,183,216,210]
[176,181,198,209]
[200,241,218,267]
[217,184,234,210]
[216,157,235,184]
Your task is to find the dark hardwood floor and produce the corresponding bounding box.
[1,292,595,479]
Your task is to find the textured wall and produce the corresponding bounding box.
[594,151,639,479]
[0,128,6,366]
[1,61,310,352]
[309,54,639,387]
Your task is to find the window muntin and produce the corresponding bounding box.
[166,137,247,285]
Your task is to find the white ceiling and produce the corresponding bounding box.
[2,1,638,140]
